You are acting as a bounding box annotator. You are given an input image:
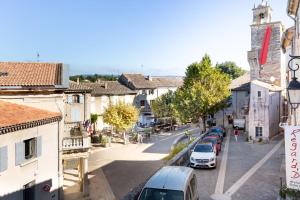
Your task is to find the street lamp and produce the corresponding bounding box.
[287,55,300,124]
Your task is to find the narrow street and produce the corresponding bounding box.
[88,126,200,200]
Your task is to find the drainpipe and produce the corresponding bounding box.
[287,2,300,125]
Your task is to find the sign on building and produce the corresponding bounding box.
[285,126,300,189]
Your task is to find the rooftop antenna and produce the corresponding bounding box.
[141,64,144,74]
[36,52,40,62]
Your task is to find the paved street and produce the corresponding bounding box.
[199,129,284,200]
[70,126,286,200]
[88,126,200,200]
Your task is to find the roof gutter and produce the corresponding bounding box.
[287,0,300,54]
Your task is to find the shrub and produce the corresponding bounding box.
[258,138,263,143]
[101,135,109,144]
[164,142,187,161]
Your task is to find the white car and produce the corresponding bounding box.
[138,166,199,200]
[190,143,217,168]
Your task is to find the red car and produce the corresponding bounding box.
[202,136,221,155]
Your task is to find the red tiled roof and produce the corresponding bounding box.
[0,62,63,87]
[0,100,62,134]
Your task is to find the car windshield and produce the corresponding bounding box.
[203,138,216,144]
[139,188,184,200]
[194,144,213,152]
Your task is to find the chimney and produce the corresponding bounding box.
[146,75,152,81]
[77,77,80,85]
[105,83,108,89]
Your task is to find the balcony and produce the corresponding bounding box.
[62,136,91,152]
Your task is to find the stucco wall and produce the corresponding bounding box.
[268,91,280,138]
[248,83,280,139]
[0,122,60,200]
[0,94,64,196]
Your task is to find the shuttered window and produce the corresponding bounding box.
[79,95,84,104]
[15,141,25,166]
[71,108,81,122]
[0,146,8,172]
[67,95,73,104]
[15,136,42,166]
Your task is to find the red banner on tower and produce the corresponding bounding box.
[259,26,272,65]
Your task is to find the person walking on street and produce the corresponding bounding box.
[138,133,143,144]
[234,128,239,142]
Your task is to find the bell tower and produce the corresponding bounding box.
[247,1,285,87]
[252,1,272,25]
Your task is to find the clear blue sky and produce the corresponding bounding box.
[0,0,293,76]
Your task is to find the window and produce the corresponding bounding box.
[15,137,41,166]
[142,90,147,95]
[149,89,154,95]
[255,127,263,137]
[259,13,265,19]
[24,138,36,160]
[257,91,262,98]
[140,100,145,107]
[0,146,8,172]
[72,95,80,103]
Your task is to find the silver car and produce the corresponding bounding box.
[138,166,199,200]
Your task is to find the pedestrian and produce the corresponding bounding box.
[138,133,143,144]
[234,128,239,142]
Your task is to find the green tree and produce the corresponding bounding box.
[90,113,98,134]
[103,103,138,144]
[151,90,178,126]
[215,61,246,80]
[174,54,231,130]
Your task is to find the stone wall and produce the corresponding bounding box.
[248,22,284,87]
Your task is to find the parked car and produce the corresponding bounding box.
[202,136,221,155]
[209,126,226,137]
[206,131,223,142]
[138,166,199,200]
[190,143,217,169]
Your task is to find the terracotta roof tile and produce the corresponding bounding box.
[82,81,137,96]
[0,100,61,131]
[0,62,63,87]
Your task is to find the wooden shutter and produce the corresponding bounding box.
[15,141,25,165]
[79,95,84,104]
[0,146,8,172]
[67,95,73,104]
[71,108,81,122]
[36,136,42,157]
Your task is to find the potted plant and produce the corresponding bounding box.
[101,135,109,147]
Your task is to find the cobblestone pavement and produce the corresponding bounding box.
[194,128,284,200]
[88,126,200,200]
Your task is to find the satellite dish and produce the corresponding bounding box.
[270,76,275,83]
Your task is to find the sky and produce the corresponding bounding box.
[0,0,294,76]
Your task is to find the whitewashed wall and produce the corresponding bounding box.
[0,122,60,200]
[249,84,269,139]
[0,94,64,196]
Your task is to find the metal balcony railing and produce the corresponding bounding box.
[62,136,91,151]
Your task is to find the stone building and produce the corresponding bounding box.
[246,1,286,139]
[82,81,137,131]
[119,74,183,125]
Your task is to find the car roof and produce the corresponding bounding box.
[197,142,213,146]
[203,136,218,139]
[144,166,193,191]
